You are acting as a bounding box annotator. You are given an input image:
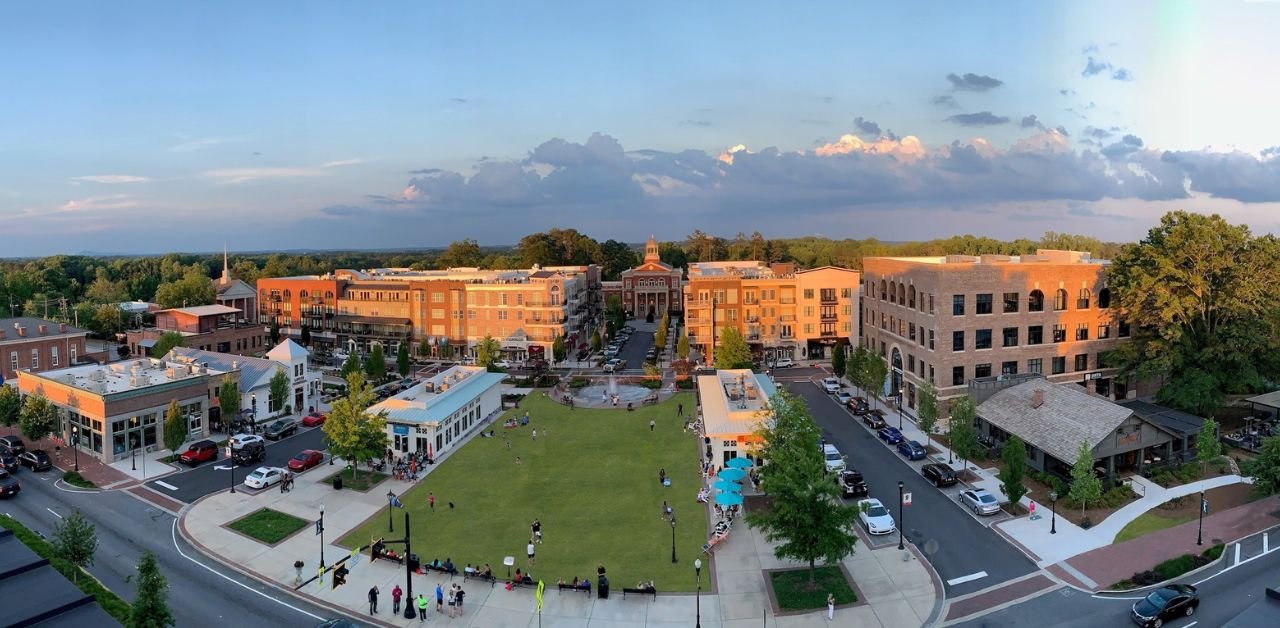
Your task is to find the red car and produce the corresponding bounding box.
[179,440,219,466]
[288,449,324,472]
[301,412,327,427]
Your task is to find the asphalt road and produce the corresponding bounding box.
[616,327,655,370]
[146,424,331,503]
[786,375,1038,597]
[2,467,337,627]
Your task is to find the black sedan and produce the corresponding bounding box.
[1131,583,1198,627]
[922,463,958,487]
[0,469,19,497]
[19,450,52,472]
[0,454,18,472]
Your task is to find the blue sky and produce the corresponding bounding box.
[3,1,1279,256]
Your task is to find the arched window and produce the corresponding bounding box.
[1054,289,1068,311]
[1028,290,1044,312]
[898,284,906,305]
[300,290,308,299]
[1076,289,1090,310]
[283,289,291,299]
[880,280,887,301]
[888,281,896,304]
[909,286,916,309]
[1098,288,1111,308]
[866,281,875,299]
[325,291,335,299]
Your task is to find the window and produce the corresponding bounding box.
[928,364,934,383]
[888,283,896,303]
[976,294,993,315]
[952,366,965,386]
[1028,358,1043,374]
[1052,324,1066,343]
[1054,288,1068,311]
[51,346,58,367]
[974,363,992,378]
[975,329,992,350]
[1076,323,1089,341]
[70,345,77,363]
[899,284,906,304]
[928,329,935,350]
[1098,288,1111,308]
[1002,327,1018,347]
[908,287,916,308]
[1001,361,1018,375]
[952,331,965,351]
[1028,289,1044,312]
[1003,292,1019,313]
[952,294,965,316]
[1075,354,1089,371]
[1027,325,1043,345]
[803,289,814,300]
[880,280,887,300]
[841,287,852,298]
[929,294,935,315]
[1077,289,1091,309]
[8,352,15,373]
[30,349,38,370]
[908,354,915,372]
[909,323,916,342]
[1052,356,1066,374]
[1119,321,1131,337]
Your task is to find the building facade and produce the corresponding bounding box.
[696,369,777,465]
[616,236,684,318]
[127,305,265,357]
[860,250,1126,418]
[165,338,320,420]
[213,249,257,325]
[369,365,506,459]
[684,262,860,364]
[16,358,226,463]
[1,318,89,385]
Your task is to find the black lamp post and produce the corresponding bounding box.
[228,443,236,494]
[1049,491,1057,534]
[1197,490,1206,546]
[897,389,904,431]
[131,435,137,471]
[387,490,396,532]
[319,503,326,568]
[897,480,905,550]
[71,426,79,472]
[694,557,702,627]
[670,516,678,563]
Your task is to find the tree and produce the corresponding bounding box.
[845,344,869,393]
[865,356,888,410]
[153,269,215,309]
[947,396,980,469]
[322,373,390,482]
[218,375,240,423]
[713,326,753,370]
[747,391,859,584]
[397,343,411,377]
[476,335,501,370]
[590,330,602,353]
[129,551,174,628]
[162,400,187,453]
[19,394,58,444]
[51,510,97,584]
[605,295,626,331]
[1108,211,1280,415]
[300,325,311,347]
[831,343,846,380]
[654,325,667,354]
[1243,435,1280,497]
[268,369,289,414]
[0,385,20,428]
[1069,440,1102,518]
[1196,418,1222,475]
[417,337,430,358]
[551,334,566,364]
[999,435,1028,506]
[117,345,132,360]
[93,304,123,337]
[150,331,185,358]
[437,238,484,268]
[341,351,361,377]
[85,269,129,304]
[917,379,939,446]
[365,343,387,382]
[676,333,689,360]
[268,318,281,346]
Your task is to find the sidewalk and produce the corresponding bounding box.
[0,425,136,489]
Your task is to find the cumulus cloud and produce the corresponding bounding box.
[69,175,151,184]
[1082,55,1133,81]
[946,72,1004,92]
[932,94,960,109]
[1101,134,1145,159]
[1020,115,1046,131]
[1083,126,1114,140]
[813,134,926,160]
[852,116,882,138]
[947,111,1010,127]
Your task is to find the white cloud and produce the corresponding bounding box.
[68,175,151,184]
[57,194,140,212]
[319,159,365,168]
[202,167,328,184]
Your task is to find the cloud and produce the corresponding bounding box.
[946,111,1010,127]
[319,159,364,168]
[1020,115,1046,131]
[69,175,151,184]
[1082,55,1133,81]
[1101,134,1145,159]
[852,116,882,138]
[170,137,241,152]
[57,194,140,212]
[1083,126,1114,139]
[203,167,329,184]
[449,97,468,103]
[946,72,1004,92]
[931,94,960,109]
[813,134,926,160]
[1059,89,1076,96]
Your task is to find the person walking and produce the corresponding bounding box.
[649,419,655,431]
[428,492,435,512]
[455,585,466,616]
[532,518,542,543]
[827,592,835,620]
[416,593,428,621]
[435,583,444,613]
[391,584,403,614]
[367,585,379,614]
[446,584,456,618]
[527,538,536,566]
[532,428,537,440]
[678,402,683,416]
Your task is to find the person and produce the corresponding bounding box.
[368,585,379,615]
[678,402,683,416]
[481,563,493,577]
[659,468,666,484]
[527,538,536,565]
[446,584,456,617]
[464,563,475,576]
[435,583,444,613]
[649,419,655,431]
[661,500,670,519]
[514,567,523,582]
[532,428,537,440]
[443,557,455,574]
[597,564,606,577]
[391,584,403,614]
[828,592,835,620]
[455,585,466,616]
[570,576,578,587]
[416,593,428,621]
[428,492,435,512]
[532,518,542,543]
[515,456,521,465]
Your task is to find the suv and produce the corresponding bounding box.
[838,469,868,498]
[822,377,841,394]
[821,444,846,473]
[232,441,266,466]
[264,418,299,440]
[180,440,219,466]
[0,469,19,497]
[0,436,26,457]
[774,358,795,368]
[863,409,887,429]
[847,396,869,415]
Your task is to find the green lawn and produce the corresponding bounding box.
[340,392,707,591]
[770,566,857,610]
[229,508,309,545]
[323,467,389,492]
[1114,511,1194,544]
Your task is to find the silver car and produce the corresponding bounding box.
[958,489,1002,516]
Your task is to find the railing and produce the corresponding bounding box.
[780,297,796,304]
[780,315,796,322]
[820,295,837,304]
[820,330,838,337]
[820,313,837,321]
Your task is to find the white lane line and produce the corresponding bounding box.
[170,520,324,621]
[154,481,179,491]
[946,571,988,586]
[1234,543,1241,565]
[46,508,63,519]
[1183,622,1197,628]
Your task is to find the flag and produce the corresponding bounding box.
[349,548,360,568]
[536,579,545,612]
[317,565,325,589]
[391,495,404,509]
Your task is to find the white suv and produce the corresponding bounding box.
[822,377,842,394]
[822,444,846,473]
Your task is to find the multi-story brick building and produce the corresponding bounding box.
[683,262,860,364]
[0,318,89,385]
[613,236,684,318]
[257,265,601,362]
[860,250,1127,418]
[127,305,265,357]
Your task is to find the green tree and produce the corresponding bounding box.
[605,295,626,332]
[865,355,888,410]
[85,269,130,304]
[397,343,411,377]
[1069,440,1102,517]
[999,435,1028,506]
[437,238,484,268]
[476,335,501,370]
[1196,418,1222,475]
[917,379,939,446]
[217,376,240,422]
[93,303,123,336]
[300,325,311,347]
[268,318,280,346]
[19,394,58,444]
[0,385,20,428]
[714,326,754,370]
[590,330,602,353]
[51,509,98,584]
[417,337,430,358]
[747,391,859,583]
[1108,211,1280,415]
[365,343,387,382]
[676,333,689,360]
[153,269,215,309]
[322,373,390,481]
[150,331,184,358]
[654,326,667,355]
[947,396,980,469]
[831,343,846,380]
[162,400,187,453]
[1243,435,1280,497]
[551,334,566,364]
[341,352,361,377]
[845,344,869,393]
[268,369,289,414]
[128,551,173,628]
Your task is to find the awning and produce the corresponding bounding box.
[138,339,157,348]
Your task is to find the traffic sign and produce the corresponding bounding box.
[902,492,913,506]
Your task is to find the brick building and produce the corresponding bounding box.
[127,305,265,357]
[615,236,684,319]
[860,250,1127,418]
[0,318,89,385]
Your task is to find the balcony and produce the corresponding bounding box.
[780,298,795,304]
[820,330,838,337]
[780,314,796,322]
[820,294,837,304]
[746,316,759,323]
[820,312,838,321]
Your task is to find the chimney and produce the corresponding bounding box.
[59,323,66,333]
[0,329,4,339]
[16,326,26,337]
[1031,389,1045,409]
[38,324,47,335]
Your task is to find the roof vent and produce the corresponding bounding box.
[1031,389,1045,409]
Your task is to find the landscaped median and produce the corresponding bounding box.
[227,508,309,545]
[323,467,388,492]
[767,565,857,611]
[1109,544,1225,590]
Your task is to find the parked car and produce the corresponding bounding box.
[921,463,958,487]
[1131,584,1198,627]
[838,469,868,498]
[603,360,623,373]
[856,498,896,535]
[302,412,327,427]
[576,349,591,361]
[848,397,869,415]
[0,469,19,498]
[959,488,1002,516]
[230,434,266,450]
[492,359,512,369]
[878,426,904,444]
[821,377,842,394]
[232,441,266,466]
[243,466,286,489]
[0,436,26,457]
[897,440,927,460]
[264,418,299,440]
[821,444,846,473]
[288,450,325,472]
[0,453,18,472]
[180,440,220,465]
[18,450,52,472]
[773,358,795,368]
[835,391,853,406]
[863,409,887,429]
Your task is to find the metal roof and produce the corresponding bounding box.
[1245,389,1280,409]
[167,347,280,389]
[160,304,241,317]
[371,368,506,425]
[1116,399,1205,436]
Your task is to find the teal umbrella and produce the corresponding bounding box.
[726,457,754,469]
[718,468,747,482]
[715,491,744,506]
[713,480,741,492]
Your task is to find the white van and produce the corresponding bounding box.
[822,444,846,473]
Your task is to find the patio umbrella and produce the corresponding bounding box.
[726,458,754,469]
[717,468,747,482]
[713,480,741,492]
[715,491,744,506]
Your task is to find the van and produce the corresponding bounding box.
[822,444,846,473]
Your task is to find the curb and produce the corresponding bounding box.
[1091,521,1280,596]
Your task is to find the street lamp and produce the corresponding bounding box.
[670,516,678,563]
[387,489,396,533]
[694,557,702,627]
[228,443,236,494]
[897,389,904,431]
[1197,490,1206,546]
[131,435,137,471]
[1049,491,1057,535]
[71,426,79,472]
[319,503,326,568]
[898,480,905,550]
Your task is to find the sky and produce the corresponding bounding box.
[3,0,1280,257]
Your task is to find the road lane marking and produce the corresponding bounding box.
[1235,543,1241,565]
[154,481,179,491]
[46,508,63,519]
[1183,622,1197,627]
[946,571,988,586]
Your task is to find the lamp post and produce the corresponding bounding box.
[670,516,678,563]
[402,512,416,619]
[694,557,702,628]
[897,480,905,550]
[386,489,396,533]
[319,503,326,568]
[131,435,137,471]
[1197,490,1206,546]
[228,443,236,494]
[897,389,904,431]
[1048,491,1057,534]
[71,426,79,472]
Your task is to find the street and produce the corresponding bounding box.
[3,466,337,627]
[617,324,656,370]
[146,424,330,503]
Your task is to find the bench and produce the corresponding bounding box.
[622,587,657,600]
[424,565,457,578]
[463,572,497,587]
[557,583,591,594]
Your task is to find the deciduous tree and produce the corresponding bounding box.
[162,400,186,453]
[476,335,500,370]
[947,396,979,470]
[397,343,411,377]
[917,380,939,446]
[713,326,753,370]
[218,376,240,423]
[1243,435,1280,497]
[51,510,97,583]
[999,435,1028,506]
[551,334,566,364]
[365,343,387,382]
[831,343,846,380]
[675,333,689,360]
[150,331,184,359]
[322,373,389,481]
[1196,418,1222,475]
[19,394,58,444]
[590,330,602,353]
[1069,440,1102,518]
[153,269,215,309]
[268,369,289,414]
[128,551,173,628]
[0,385,20,428]
[268,319,280,346]
[865,355,888,410]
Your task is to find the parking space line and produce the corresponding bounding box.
[946,571,988,586]
[154,480,179,491]
[46,507,62,519]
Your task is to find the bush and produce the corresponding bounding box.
[501,394,526,403]
[1032,470,1066,494]
[1066,484,1134,510]
[568,377,591,389]
[1151,463,1203,488]
[639,379,663,390]
[1116,544,1224,589]
[676,379,695,390]
[61,471,96,489]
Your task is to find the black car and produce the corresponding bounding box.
[264,418,299,440]
[19,450,52,471]
[232,441,267,466]
[922,463,958,487]
[0,469,19,497]
[0,454,18,472]
[0,436,26,456]
[862,409,887,429]
[838,469,868,498]
[1131,583,1198,627]
[847,396,869,415]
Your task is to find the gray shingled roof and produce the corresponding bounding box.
[165,347,281,390]
[976,380,1133,464]
[0,317,87,338]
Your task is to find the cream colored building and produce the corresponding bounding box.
[697,369,777,465]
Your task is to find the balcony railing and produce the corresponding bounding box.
[820,313,837,321]
[780,314,796,322]
[820,330,838,337]
[780,297,796,304]
[820,295,837,304]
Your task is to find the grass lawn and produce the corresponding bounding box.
[323,467,389,492]
[770,566,856,610]
[229,508,309,545]
[61,471,97,489]
[340,392,706,591]
[1114,511,1193,543]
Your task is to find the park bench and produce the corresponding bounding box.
[622,586,657,600]
[424,564,457,578]
[557,583,591,594]
[463,572,497,587]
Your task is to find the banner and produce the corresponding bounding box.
[317,565,325,590]
[535,579,545,612]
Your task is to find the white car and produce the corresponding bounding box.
[857,498,896,535]
[774,358,795,368]
[603,360,624,373]
[230,434,265,450]
[243,466,286,489]
[959,488,1002,516]
[822,377,842,394]
[822,444,846,473]
[492,359,512,369]
[835,391,853,405]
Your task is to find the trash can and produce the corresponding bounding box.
[333,476,343,490]
[597,576,609,599]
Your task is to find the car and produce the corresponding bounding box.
[921,463,958,487]
[264,418,299,440]
[1131,583,1198,627]
[878,426,904,444]
[0,453,18,472]
[622,325,635,333]
[821,377,842,394]
[774,358,795,368]
[288,450,325,472]
[231,441,266,466]
[835,391,853,405]
[603,361,623,373]
[896,440,927,460]
[302,412,327,427]
[838,469,868,498]
[959,488,1002,516]
[576,349,591,361]
[243,466,286,489]
[847,396,869,415]
[863,409,888,429]
[856,498,896,535]
[0,469,19,497]
[821,444,846,473]
[492,359,512,369]
[230,434,265,450]
[0,436,26,457]
[180,440,220,465]
[18,450,52,471]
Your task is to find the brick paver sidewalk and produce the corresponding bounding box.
[0,426,135,489]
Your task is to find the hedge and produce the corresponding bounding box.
[1113,544,1225,589]
[0,515,132,623]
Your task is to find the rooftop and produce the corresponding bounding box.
[24,357,226,395]
[976,378,1132,464]
[869,249,1108,266]
[370,365,506,425]
[166,347,279,389]
[697,369,776,437]
[159,304,241,317]
[688,261,795,280]
[0,317,87,341]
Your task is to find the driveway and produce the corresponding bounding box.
[146,424,331,503]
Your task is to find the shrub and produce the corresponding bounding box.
[639,379,663,390]
[1117,544,1224,589]
[676,379,695,390]
[568,377,591,389]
